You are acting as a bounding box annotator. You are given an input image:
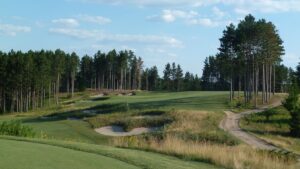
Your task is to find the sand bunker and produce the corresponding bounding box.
[90,94,104,98]
[131,115,161,119]
[82,110,97,115]
[95,125,159,136]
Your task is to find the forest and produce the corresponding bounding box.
[0,15,297,113]
[0,49,202,113]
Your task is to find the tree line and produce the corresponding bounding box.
[0,49,145,113]
[0,50,202,114]
[201,14,287,107]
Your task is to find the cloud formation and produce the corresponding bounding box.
[52,18,79,27]
[0,23,31,36]
[49,28,183,47]
[147,9,222,27]
[77,14,111,24]
[84,0,300,13]
[148,10,198,23]
[188,18,220,27]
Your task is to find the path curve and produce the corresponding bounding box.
[219,101,282,150]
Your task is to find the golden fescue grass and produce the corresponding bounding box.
[113,135,297,169]
[112,110,297,169]
[166,111,211,133]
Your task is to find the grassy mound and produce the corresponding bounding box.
[0,136,219,169]
[87,110,172,131]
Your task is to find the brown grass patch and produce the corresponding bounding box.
[113,135,297,169]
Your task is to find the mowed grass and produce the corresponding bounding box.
[0,139,138,169]
[73,91,229,111]
[0,91,229,144]
[26,120,110,144]
[0,91,297,169]
[0,136,220,169]
[241,106,300,154]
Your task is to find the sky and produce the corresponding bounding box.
[0,0,300,76]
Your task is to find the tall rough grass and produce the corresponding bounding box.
[112,110,297,169]
[0,120,35,138]
[113,135,297,169]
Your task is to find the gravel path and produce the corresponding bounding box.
[219,101,282,150]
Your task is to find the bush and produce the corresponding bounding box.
[264,109,275,122]
[0,121,35,138]
[283,81,300,137]
[228,98,246,109]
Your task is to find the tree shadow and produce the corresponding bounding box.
[22,103,128,124]
[128,95,227,110]
[245,128,290,137]
[89,97,110,101]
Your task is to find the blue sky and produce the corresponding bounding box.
[0,0,299,75]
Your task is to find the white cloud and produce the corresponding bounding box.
[148,9,222,27]
[148,10,198,23]
[163,10,197,22]
[83,0,300,13]
[82,0,218,7]
[77,14,111,24]
[49,28,183,47]
[52,18,79,27]
[0,23,31,36]
[222,0,300,14]
[188,18,219,27]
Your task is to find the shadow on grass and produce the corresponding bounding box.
[22,103,129,124]
[22,94,227,124]
[128,95,228,110]
[89,97,110,101]
[249,118,290,124]
[244,128,290,137]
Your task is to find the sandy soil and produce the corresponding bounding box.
[95,125,159,136]
[90,94,104,98]
[131,115,161,119]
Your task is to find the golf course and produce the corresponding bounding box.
[0,91,299,169]
[1,1,300,168]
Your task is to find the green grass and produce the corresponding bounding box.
[0,91,293,169]
[0,91,229,144]
[240,106,300,154]
[0,136,220,169]
[86,110,172,131]
[26,120,110,144]
[74,91,229,111]
[0,138,138,169]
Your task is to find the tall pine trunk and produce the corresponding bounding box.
[71,71,75,98]
[56,74,60,105]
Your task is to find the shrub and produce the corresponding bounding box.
[0,120,35,138]
[264,109,275,122]
[283,80,300,137]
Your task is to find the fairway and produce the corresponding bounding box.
[0,139,138,169]
[18,91,228,143]
[0,137,221,169]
